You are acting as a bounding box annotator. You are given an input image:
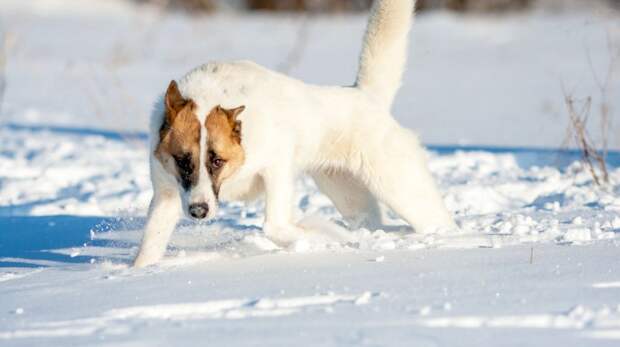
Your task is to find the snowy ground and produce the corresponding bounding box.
[2,121,620,346]
[1,0,620,346]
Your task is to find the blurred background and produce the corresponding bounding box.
[137,0,618,12]
[0,0,618,149]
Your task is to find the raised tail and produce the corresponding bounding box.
[355,0,415,107]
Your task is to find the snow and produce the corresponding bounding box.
[2,119,620,346]
[593,281,620,289]
[2,243,620,346]
[0,291,379,340]
[417,304,620,330]
[1,0,620,346]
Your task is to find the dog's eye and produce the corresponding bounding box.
[207,150,226,172]
[211,157,225,170]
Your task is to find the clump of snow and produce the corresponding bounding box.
[592,281,620,289]
[416,304,620,330]
[561,228,593,243]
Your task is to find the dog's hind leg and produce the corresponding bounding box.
[312,170,383,230]
[133,188,181,267]
[359,127,456,234]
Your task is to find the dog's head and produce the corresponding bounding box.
[155,80,245,220]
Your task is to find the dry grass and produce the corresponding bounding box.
[587,32,618,174]
[563,93,610,185]
[562,32,618,186]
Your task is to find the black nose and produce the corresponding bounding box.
[189,203,209,219]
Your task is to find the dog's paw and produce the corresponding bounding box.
[264,219,354,252]
[133,254,160,268]
[263,223,305,247]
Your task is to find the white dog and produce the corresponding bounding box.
[134,0,456,267]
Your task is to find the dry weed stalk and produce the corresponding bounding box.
[587,31,618,174]
[563,31,618,186]
[563,93,609,185]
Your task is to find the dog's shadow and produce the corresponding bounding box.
[0,211,417,269]
[0,216,123,268]
[0,214,263,269]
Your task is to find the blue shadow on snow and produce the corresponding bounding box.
[0,216,118,268]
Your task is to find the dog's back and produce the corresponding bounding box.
[172,0,416,120]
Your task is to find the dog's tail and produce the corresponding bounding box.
[355,0,415,108]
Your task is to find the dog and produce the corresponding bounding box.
[133,0,456,267]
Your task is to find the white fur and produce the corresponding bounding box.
[134,0,456,267]
[357,0,414,107]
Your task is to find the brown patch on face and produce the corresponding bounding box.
[155,80,201,191]
[205,105,246,196]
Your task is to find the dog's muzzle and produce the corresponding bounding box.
[189,203,209,219]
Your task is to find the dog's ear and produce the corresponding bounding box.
[216,105,245,121]
[227,105,245,121]
[217,105,245,143]
[165,80,190,121]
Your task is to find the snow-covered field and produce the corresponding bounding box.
[1,0,620,346]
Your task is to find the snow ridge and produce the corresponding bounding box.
[0,292,377,340]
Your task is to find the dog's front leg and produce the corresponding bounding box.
[261,165,301,245]
[133,189,181,267]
